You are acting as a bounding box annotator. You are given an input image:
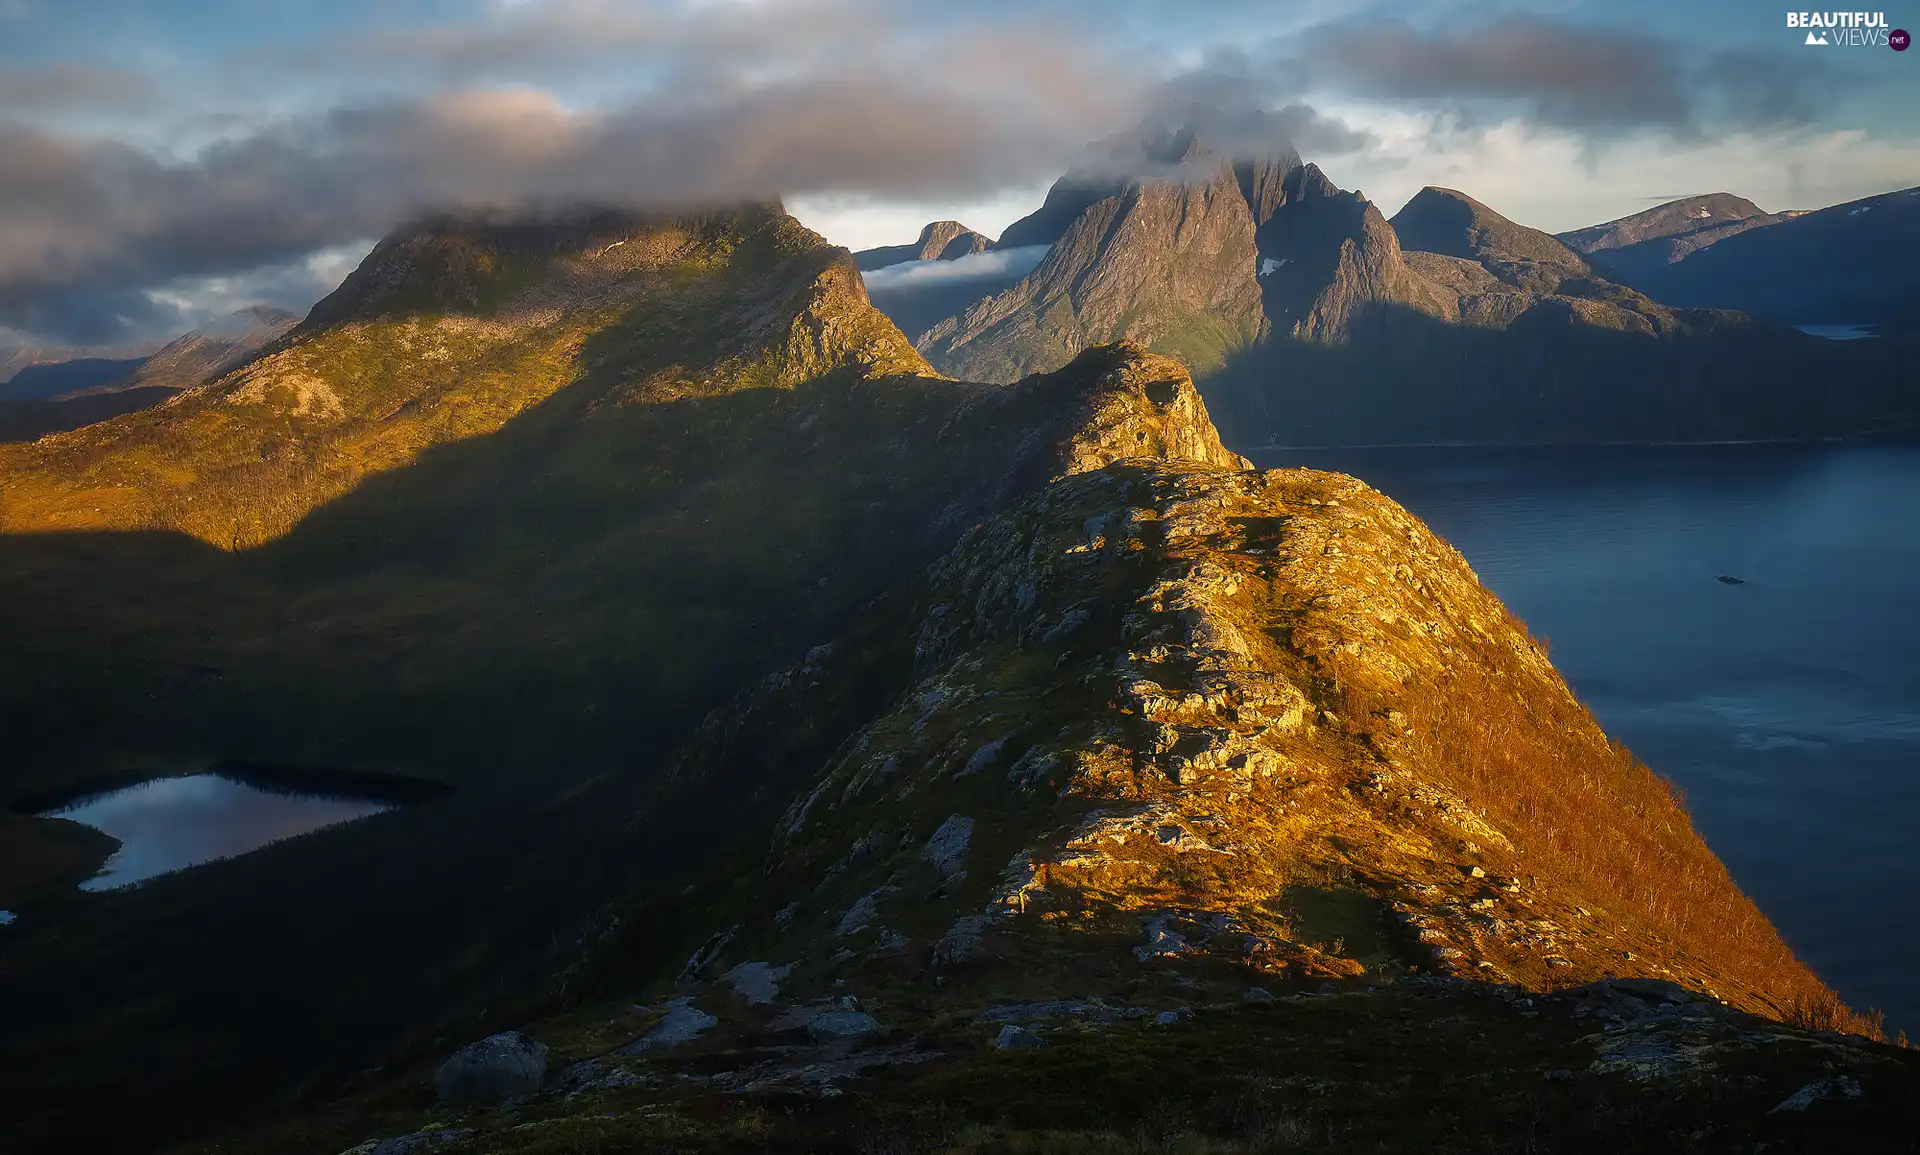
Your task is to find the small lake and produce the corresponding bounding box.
[42,771,411,891]
[1251,441,1920,1036]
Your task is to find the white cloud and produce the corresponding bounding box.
[860,244,1050,292]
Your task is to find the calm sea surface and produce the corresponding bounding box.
[1251,442,1920,1035]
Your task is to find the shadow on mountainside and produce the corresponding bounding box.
[0,332,1237,1152]
[1200,303,1920,448]
[0,368,957,1151]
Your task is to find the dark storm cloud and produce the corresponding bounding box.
[1178,13,1835,137]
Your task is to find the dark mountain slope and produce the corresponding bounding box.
[1616,185,1920,332]
[1558,194,1795,289]
[1203,187,1919,446]
[1560,193,1771,253]
[0,355,148,401]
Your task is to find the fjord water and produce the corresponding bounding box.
[45,774,396,891]
[1252,442,1920,1035]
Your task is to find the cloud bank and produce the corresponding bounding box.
[0,2,1906,344]
[861,244,1050,292]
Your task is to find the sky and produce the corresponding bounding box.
[1,0,1915,347]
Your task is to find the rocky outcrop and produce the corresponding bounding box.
[920,115,1315,382]
[433,1031,547,1104]
[854,221,992,270]
[920,134,1271,382]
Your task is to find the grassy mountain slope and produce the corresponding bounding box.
[0,207,925,547]
[181,360,1911,1155]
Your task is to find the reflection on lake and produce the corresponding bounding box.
[45,774,397,891]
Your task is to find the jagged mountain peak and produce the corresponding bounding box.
[994,108,1304,252]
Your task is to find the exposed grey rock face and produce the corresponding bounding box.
[837,890,882,935]
[920,814,975,876]
[723,960,795,1005]
[806,1010,882,1042]
[433,1031,548,1104]
[933,915,993,967]
[622,998,718,1054]
[920,118,1276,383]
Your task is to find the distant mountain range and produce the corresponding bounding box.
[0,306,299,441]
[1569,187,1920,333]
[859,111,1916,445]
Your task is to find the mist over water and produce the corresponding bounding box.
[1251,441,1920,1036]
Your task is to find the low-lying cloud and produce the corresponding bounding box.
[861,245,1050,292]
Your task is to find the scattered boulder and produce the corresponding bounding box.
[621,998,718,1054]
[1242,987,1276,1003]
[806,1010,882,1043]
[723,961,795,1005]
[957,736,1009,777]
[433,1032,547,1105]
[920,814,975,877]
[837,890,882,935]
[1154,1007,1193,1026]
[993,1024,1047,1050]
[1769,1075,1864,1113]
